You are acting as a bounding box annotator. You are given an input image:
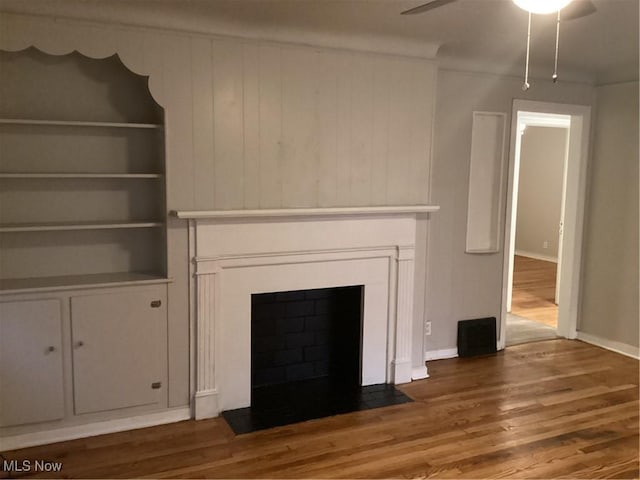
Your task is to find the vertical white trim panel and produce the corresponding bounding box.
[386,59,414,205]
[349,54,375,206]
[191,37,215,208]
[257,44,283,208]
[393,246,415,384]
[316,50,340,207]
[212,38,245,209]
[410,61,436,204]
[163,34,195,209]
[466,111,507,253]
[281,45,319,208]
[335,51,353,206]
[195,272,219,419]
[243,43,261,209]
[370,57,391,206]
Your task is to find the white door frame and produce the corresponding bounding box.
[506,111,570,313]
[500,100,591,349]
[556,128,572,304]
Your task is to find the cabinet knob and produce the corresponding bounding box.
[46,346,56,353]
[75,341,84,348]
[150,300,162,308]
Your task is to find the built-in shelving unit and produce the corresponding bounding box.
[0,48,173,442]
[0,48,168,292]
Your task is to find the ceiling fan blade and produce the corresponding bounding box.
[562,0,597,20]
[401,0,458,15]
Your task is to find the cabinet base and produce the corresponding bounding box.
[1,407,191,451]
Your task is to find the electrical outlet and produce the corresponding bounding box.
[425,321,432,336]
[543,241,549,249]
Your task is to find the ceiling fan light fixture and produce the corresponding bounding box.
[513,0,573,14]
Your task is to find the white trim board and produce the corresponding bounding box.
[174,205,440,220]
[514,250,559,264]
[576,332,640,360]
[0,407,191,451]
[501,100,591,349]
[425,348,458,361]
[411,366,430,380]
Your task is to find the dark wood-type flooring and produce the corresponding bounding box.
[2,339,638,479]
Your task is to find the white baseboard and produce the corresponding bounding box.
[391,359,413,384]
[194,389,220,420]
[1,407,191,451]
[515,250,558,263]
[411,365,429,380]
[424,348,458,361]
[576,332,640,360]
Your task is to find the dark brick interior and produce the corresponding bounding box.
[251,286,363,389]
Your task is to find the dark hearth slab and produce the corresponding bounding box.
[221,379,412,435]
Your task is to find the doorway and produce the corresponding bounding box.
[508,113,569,344]
[500,100,591,349]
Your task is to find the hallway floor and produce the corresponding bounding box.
[511,255,558,328]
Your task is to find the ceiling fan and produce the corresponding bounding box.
[401,0,598,89]
[401,0,597,21]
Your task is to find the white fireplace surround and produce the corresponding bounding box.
[175,206,439,420]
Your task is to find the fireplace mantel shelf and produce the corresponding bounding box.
[174,205,440,220]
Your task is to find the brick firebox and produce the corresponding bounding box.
[251,286,362,389]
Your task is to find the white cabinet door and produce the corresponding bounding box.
[71,288,167,415]
[0,299,64,427]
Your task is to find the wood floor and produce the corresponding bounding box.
[3,340,638,479]
[511,255,558,327]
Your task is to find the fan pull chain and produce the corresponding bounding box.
[553,9,561,83]
[522,11,532,91]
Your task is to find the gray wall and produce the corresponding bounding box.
[426,68,596,351]
[516,126,568,260]
[579,81,639,347]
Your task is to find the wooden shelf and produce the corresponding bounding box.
[0,272,172,294]
[0,118,162,129]
[0,221,164,233]
[0,173,163,179]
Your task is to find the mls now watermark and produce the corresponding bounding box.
[2,458,63,473]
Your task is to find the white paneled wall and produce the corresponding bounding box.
[0,13,437,210]
[201,41,437,209]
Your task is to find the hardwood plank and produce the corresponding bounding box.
[511,255,558,327]
[3,340,637,479]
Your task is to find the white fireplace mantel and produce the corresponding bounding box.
[175,205,440,220]
[175,205,439,420]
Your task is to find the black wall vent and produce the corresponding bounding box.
[457,317,497,357]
